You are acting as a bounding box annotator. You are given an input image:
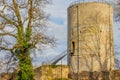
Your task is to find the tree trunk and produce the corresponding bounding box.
[17,50,34,80]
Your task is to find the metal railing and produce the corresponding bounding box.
[43,50,67,65]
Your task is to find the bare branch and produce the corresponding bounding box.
[0,14,18,27]
[0,46,13,51]
[12,0,23,26]
[0,33,17,38]
[27,0,33,29]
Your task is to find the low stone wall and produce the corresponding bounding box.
[1,73,16,80]
[1,65,69,80]
[111,70,120,80]
[69,70,120,80]
[35,65,69,80]
[2,66,120,80]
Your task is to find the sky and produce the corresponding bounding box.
[0,0,120,69]
[31,0,120,67]
[32,0,72,67]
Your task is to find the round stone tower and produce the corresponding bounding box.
[67,2,114,74]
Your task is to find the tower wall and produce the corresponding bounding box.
[67,2,114,73]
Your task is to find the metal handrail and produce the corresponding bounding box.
[43,50,68,65]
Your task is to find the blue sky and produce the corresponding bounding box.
[0,0,119,68]
[32,0,74,66]
[31,0,120,67]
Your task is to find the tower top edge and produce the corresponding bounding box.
[68,1,112,10]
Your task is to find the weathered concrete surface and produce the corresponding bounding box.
[67,2,114,72]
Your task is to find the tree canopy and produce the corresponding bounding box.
[0,0,54,79]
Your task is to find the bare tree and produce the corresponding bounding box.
[0,0,54,80]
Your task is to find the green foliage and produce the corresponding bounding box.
[0,0,52,80]
[50,65,58,68]
[54,78,71,80]
[50,65,68,68]
[17,53,34,80]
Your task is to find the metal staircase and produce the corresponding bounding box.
[43,50,67,65]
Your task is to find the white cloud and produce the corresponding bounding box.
[0,0,119,68]
[32,19,68,67]
[33,0,120,67]
[46,20,67,40]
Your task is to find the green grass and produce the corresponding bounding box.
[54,78,71,80]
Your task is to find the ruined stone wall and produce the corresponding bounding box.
[69,69,120,80]
[2,68,120,80]
[1,65,69,80]
[36,65,69,80]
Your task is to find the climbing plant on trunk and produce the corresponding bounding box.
[0,0,53,80]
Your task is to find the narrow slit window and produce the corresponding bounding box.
[72,41,75,53]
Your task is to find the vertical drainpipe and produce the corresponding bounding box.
[76,5,80,80]
[109,3,112,71]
